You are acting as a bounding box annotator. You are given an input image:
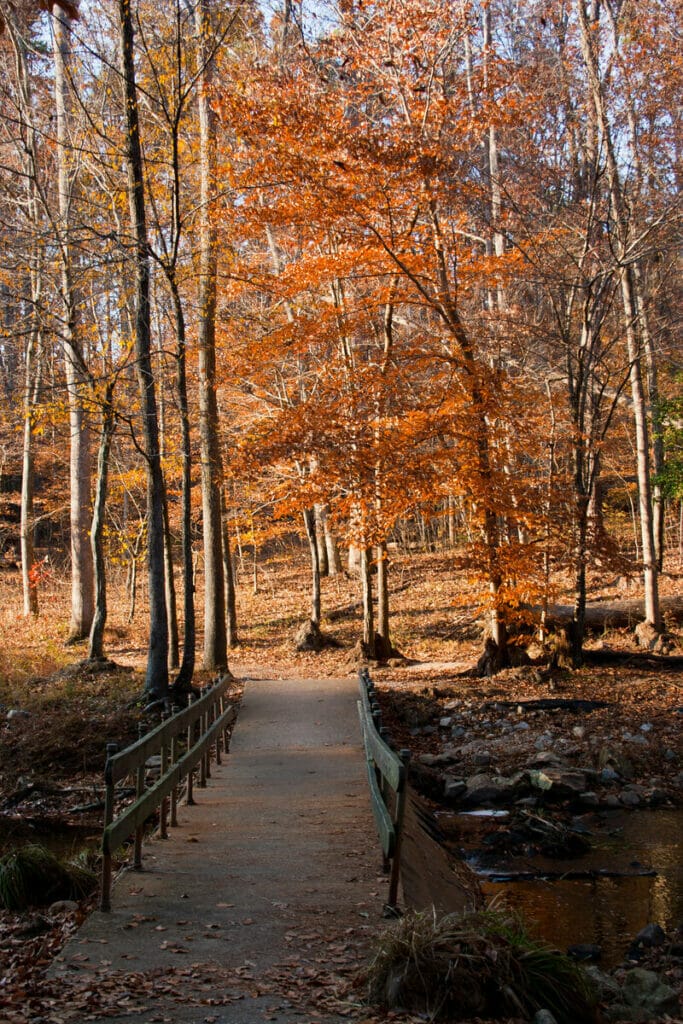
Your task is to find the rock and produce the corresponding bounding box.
[529,768,587,796]
[514,721,530,731]
[620,789,641,808]
[583,965,621,1002]
[663,748,677,762]
[620,966,680,1017]
[49,900,79,914]
[459,740,484,755]
[6,708,30,720]
[462,773,512,805]
[451,725,466,739]
[579,791,600,808]
[601,766,620,783]
[419,753,454,768]
[527,751,567,768]
[572,725,586,739]
[443,778,467,800]
[473,751,491,766]
[603,794,621,808]
[630,734,648,747]
[439,717,453,728]
[534,733,554,750]
[567,943,602,962]
[634,923,666,948]
[640,722,653,733]
[533,1010,558,1024]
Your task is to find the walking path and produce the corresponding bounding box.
[51,675,386,1023]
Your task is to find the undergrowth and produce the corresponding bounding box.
[364,906,598,1023]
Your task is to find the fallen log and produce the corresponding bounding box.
[546,595,683,631]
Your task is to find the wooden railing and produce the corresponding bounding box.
[357,668,410,912]
[100,677,237,911]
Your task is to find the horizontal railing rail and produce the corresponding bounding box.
[357,667,410,911]
[100,677,236,911]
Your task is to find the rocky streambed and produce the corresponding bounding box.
[373,661,683,1021]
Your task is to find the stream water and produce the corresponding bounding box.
[453,808,682,966]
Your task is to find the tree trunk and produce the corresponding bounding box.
[118,0,169,701]
[162,492,179,670]
[302,507,321,627]
[195,0,227,670]
[169,284,195,691]
[375,541,393,659]
[576,0,660,631]
[221,491,239,648]
[360,546,375,657]
[21,373,38,618]
[52,9,94,642]
[88,382,115,661]
[6,14,43,619]
[315,504,329,576]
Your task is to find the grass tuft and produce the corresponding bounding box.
[0,843,97,911]
[364,906,598,1023]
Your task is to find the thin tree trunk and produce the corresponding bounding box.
[315,505,329,576]
[163,494,179,670]
[6,14,43,618]
[376,541,392,659]
[323,510,343,575]
[577,0,660,631]
[88,382,115,661]
[118,0,169,701]
[302,508,321,627]
[195,0,227,670]
[52,9,94,642]
[360,546,375,657]
[169,284,195,690]
[221,491,239,647]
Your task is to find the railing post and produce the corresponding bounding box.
[100,741,119,913]
[186,694,195,805]
[160,713,169,839]
[215,692,223,765]
[205,701,213,780]
[134,724,145,869]
[199,690,207,788]
[387,749,411,912]
[171,730,179,827]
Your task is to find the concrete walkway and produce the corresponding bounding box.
[52,676,385,1023]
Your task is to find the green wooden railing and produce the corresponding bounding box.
[357,668,410,911]
[100,677,236,911]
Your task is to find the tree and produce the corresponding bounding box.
[118,0,168,700]
[195,0,227,671]
[51,5,95,642]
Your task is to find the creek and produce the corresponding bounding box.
[440,807,682,966]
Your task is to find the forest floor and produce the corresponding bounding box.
[0,547,681,1022]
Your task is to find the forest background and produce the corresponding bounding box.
[0,0,681,704]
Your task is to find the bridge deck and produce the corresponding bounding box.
[51,676,383,1023]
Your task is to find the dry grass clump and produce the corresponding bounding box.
[365,907,598,1023]
[0,844,97,911]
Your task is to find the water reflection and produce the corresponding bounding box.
[466,809,682,966]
